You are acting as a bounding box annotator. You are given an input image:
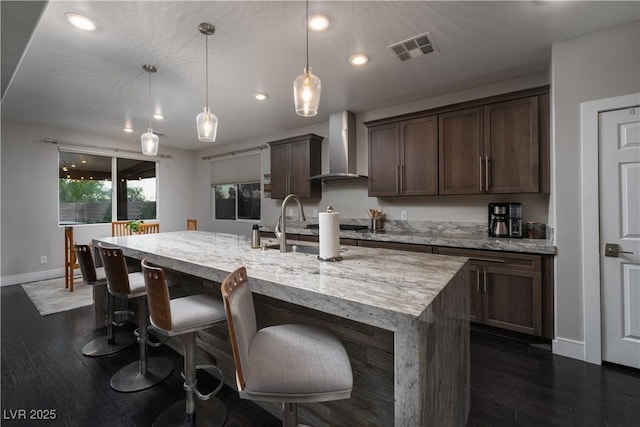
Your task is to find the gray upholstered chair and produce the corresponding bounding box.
[141,259,227,427]
[220,267,353,427]
[98,245,173,393]
[75,244,135,356]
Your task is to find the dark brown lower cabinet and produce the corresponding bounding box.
[434,247,545,337]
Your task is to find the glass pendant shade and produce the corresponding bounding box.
[141,128,159,156]
[294,66,321,117]
[196,106,218,142]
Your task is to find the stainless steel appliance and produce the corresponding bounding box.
[488,203,522,238]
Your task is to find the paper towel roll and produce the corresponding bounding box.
[319,211,340,260]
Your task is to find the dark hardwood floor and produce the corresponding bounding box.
[2,284,640,426]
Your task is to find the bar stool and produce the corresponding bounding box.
[74,244,135,357]
[141,259,227,427]
[98,245,173,392]
[220,267,353,427]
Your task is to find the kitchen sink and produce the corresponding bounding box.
[264,243,319,255]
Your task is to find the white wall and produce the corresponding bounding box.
[197,72,551,233]
[0,120,197,285]
[550,21,640,356]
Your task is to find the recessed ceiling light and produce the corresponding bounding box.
[308,13,331,32]
[123,127,134,133]
[348,53,370,66]
[64,12,96,31]
[81,160,87,164]
[252,92,269,101]
[153,113,165,120]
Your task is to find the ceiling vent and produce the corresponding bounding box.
[388,32,435,62]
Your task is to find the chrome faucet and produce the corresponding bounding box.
[276,194,306,253]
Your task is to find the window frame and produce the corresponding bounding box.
[212,182,261,222]
[58,148,159,227]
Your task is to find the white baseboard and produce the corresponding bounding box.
[1,268,65,287]
[552,336,587,362]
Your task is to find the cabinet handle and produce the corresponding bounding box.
[479,156,483,192]
[483,270,488,293]
[401,164,405,194]
[476,270,481,292]
[485,156,490,191]
[396,164,400,194]
[287,174,291,194]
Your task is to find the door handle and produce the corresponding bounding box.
[483,270,488,293]
[476,270,481,292]
[485,156,490,191]
[479,156,483,192]
[605,243,634,257]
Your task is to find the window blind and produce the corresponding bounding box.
[210,152,260,185]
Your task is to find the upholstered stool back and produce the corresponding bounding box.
[220,267,256,388]
[74,244,103,285]
[98,246,134,297]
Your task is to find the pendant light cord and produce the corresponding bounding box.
[205,33,209,108]
[305,0,309,69]
[147,70,152,129]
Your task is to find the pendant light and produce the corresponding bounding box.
[141,64,159,156]
[196,23,218,142]
[293,0,321,117]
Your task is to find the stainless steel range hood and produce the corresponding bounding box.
[309,111,367,181]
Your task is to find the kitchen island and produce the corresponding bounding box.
[93,231,470,427]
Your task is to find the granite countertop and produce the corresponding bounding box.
[93,231,468,328]
[261,222,556,255]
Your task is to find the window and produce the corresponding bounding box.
[58,150,157,225]
[210,152,261,221]
[213,183,260,220]
[116,158,157,221]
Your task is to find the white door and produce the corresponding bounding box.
[600,107,640,369]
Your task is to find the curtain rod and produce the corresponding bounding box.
[42,137,173,159]
[201,144,268,161]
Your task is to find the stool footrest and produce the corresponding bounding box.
[181,365,224,401]
[112,310,134,327]
[145,332,169,348]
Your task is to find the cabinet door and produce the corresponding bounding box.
[368,123,401,196]
[289,140,318,198]
[270,143,290,199]
[481,266,541,336]
[438,107,483,194]
[401,116,438,195]
[484,96,539,193]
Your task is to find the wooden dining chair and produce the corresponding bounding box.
[111,221,131,237]
[138,223,160,234]
[186,218,197,230]
[64,226,81,292]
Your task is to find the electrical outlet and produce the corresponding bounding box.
[40,256,47,264]
[401,210,408,220]
[287,208,293,217]
[312,209,318,217]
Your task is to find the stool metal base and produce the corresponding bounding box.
[110,357,173,393]
[152,397,226,427]
[82,331,136,357]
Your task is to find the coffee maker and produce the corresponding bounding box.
[488,203,523,238]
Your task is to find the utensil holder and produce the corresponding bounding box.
[371,218,382,233]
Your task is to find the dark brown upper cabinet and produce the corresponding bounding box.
[368,115,438,197]
[483,96,539,193]
[438,107,484,195]
[366,87,549,196]
[268,134,323,199]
